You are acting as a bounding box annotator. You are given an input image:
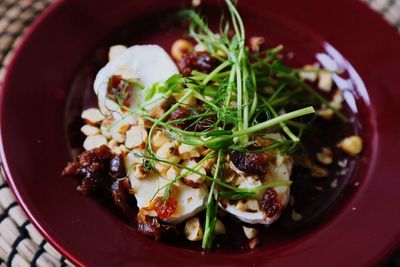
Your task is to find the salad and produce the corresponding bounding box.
[63,0,363,250]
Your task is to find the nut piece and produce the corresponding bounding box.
[337,135,363,156]
[299,63,319,82]
[184,217,203,241]
[125,126,148,149]
[81,108,105,125]
[192,0,201,7]
[215,219,226,235]
[236,199,260,212]
[331,90,343,110]
[311,164,329,178]
[108,45,127,61]
[131,164,147,179]
[100,116,115,139]
[83,135,107,151]
[242,226,258,239]
[291,210,303,221]
[155,142,180,174]
[249,36,265,52]
[179,144,200,160]
[171,39,194,61]
[316,107,334,120]
[318,71,333,92]
[151,130,170,150]
[182,160,206,187]
[80,124,100,136]
[316,147,333,165]
[248,237,261,249]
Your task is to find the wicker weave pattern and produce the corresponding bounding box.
[0,0,399,266]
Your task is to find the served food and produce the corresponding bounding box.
[63,0,363,250]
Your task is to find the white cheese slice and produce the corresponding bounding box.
[223,154,293,225]
[124,150,208,224]
[93,45,179,118]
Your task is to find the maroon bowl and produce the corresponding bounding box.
[1,0,400,266]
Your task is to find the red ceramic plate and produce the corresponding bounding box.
[1,0,399,266]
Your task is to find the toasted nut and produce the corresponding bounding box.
[184,217,203,241]
[155,142,180,174]
[249,36,265,52]
[132,164,147,179]
[108,45,127,61]
[100,116,115,138]
[80,124,100,136]
[179,144,200,160]
[243,226,258,239]
[316,107,334,120]
[248,237,261,249]
[81,108,105,125]
[337,135,363,156]
[156,142,180,162]
[291,210,303,221]
[299,63,319,82]
[331,90,343,110]
[151,130,170,150]
[182,160,206,187]
[215,219,226,235]
[236,199,260,212]
[330,178,338,188]
[107,139,120,154]
[318,71,333,92]
[83,135,107,151]
[311,165,329,178]
[316,147,333,165]
[192,0,201,7]
[201,157,216,173]
[125,126,148,149]
[171,39,194,61]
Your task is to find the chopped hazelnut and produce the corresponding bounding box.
[171,39,194,61]
[249,36,265,52]
[337,135,363,156]
[243,226,258,239]
[81,108,105,125]
[316,147,333,165]
[184,217,203,241]
[80,124,100,136]
[83,135,107,151]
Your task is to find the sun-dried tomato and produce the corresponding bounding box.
[260,188,281,219]
[107,75,133,108]
[152,196,177,219]
[229,150,270,175]
[178,51,217,77]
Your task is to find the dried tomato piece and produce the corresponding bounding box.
[107,75,133,108]
[229,150,270,175]
[260,188,281,219]
[178,51,217,77]
[152,196,177,219]
[111,178,132,214]
[137,214,177,241]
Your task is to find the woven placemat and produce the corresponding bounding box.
[0,0,399,266]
